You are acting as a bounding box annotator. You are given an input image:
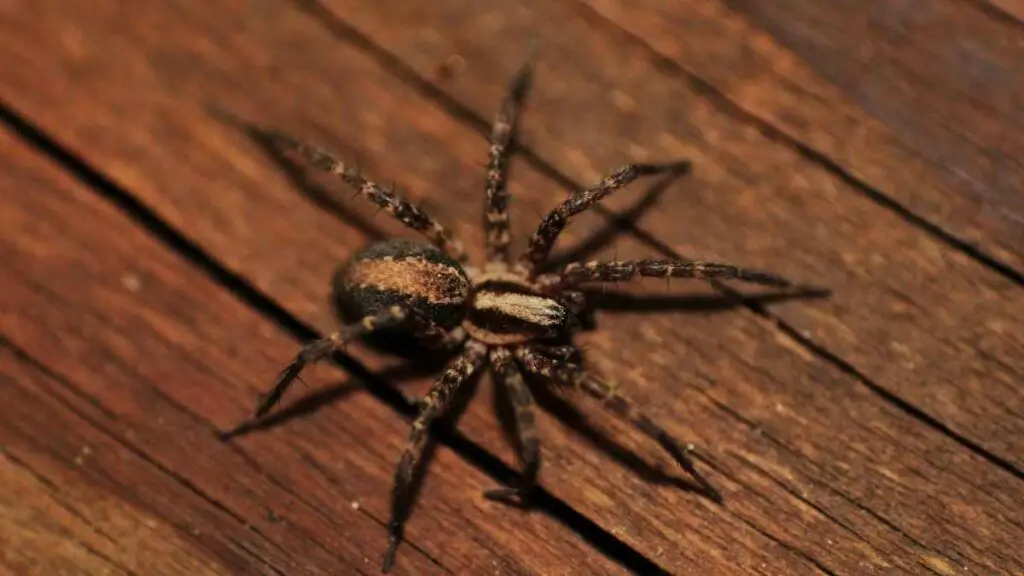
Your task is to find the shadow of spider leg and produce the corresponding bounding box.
[515,345,723,504]
[383,340,489,573]
[482,347,541,507]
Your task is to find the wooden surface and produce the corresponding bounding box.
[1,1,1022,574]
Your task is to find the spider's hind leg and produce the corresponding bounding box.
[483,347,541,507]
[384,340,489,573]
[516,345,722,503]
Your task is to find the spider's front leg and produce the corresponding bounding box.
[483,347,541,507]
[555,259,795,290]
[515,346,722,503]
[384,340,488,573]
[218,305,460,437]
[484,58,533,266]
[216,306,411,439]
[518,161,691,275]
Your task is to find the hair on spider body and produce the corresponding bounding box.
[332,239,471,353]
[217,50,817,573]
[335,237,578,353]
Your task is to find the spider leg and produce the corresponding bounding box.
[515,346,722,503]
[423,326,469,352]
[225,306,410,430]
[208,107,466,261]
[518,161,690,274]
[556,259,794,289]
[484,347,541,507]
[383,340,488,573]
[559,289,587,316]
[484,57,533,266]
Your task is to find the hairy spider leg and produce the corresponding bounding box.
[484,56,533,265]
[384,340,489,573]
[517,161,691,275]
[483,347,541,506]
[211,108,467,262]
[515,346,722,503]
[248,306,411,421]
[556,259,795,289]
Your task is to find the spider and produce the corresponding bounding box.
[219,56,802,572]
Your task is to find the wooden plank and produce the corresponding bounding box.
[0,2,821,574]
[325,0,1024,469]
[589,0,1024,274]
[1,349,231,576]
[986,0,1024,23]
[0,129,622,574]
[2,1,1023,575]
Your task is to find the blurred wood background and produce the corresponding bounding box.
[2,0,1022,574]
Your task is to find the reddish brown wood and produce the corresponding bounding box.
[987,0,1024,22]
[1,348,231,576]
[0,129,622,574]
[587,0,1024,271]
[324,0,1024,469]
[1,0,1022,574]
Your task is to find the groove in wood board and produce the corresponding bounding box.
[0,127,623,574]
[584,0,1024,275]
[1,0,1022,574]
[314,0,1024,470]
[984,0,1024,23]
[0,2,829,573]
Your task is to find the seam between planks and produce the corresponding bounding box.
[958,0,1024,29]
[281,1,1024,481]
[0,100,677,576]
[569,0,1024,288]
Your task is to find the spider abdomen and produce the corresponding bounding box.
[332,239,471,336]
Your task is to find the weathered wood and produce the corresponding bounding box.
[721,0,1024,260]
[1,0,1023,574]
[0,129,622,574]
[1,349,230,576]
[319,0,1024,561]
[326,0,1024,472]
[0,2,824,573]
[987,0,1024,23]
[588,0,1024,273]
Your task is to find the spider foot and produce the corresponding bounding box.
[382,526,401,573]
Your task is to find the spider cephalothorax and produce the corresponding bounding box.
[219,55,805,573]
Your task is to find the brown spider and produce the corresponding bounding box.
[219,57,802,572]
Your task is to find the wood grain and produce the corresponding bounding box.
[0,127,622,574]
[325,0,1024,471]
[1,0,1022,574]
[1,350,230,576]
[0,2,821,573]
